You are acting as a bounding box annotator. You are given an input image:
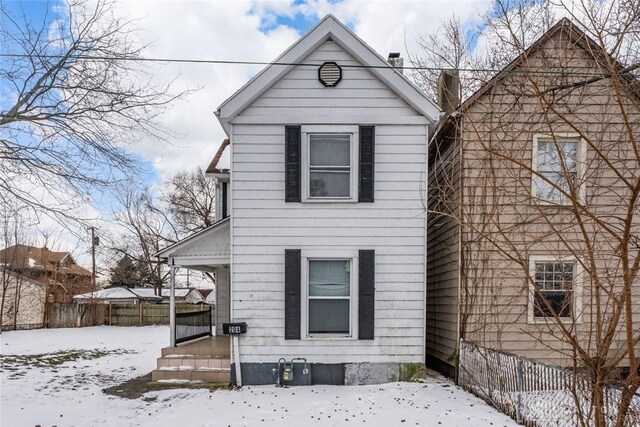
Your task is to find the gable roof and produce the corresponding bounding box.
[154,216,230,260]
[458,18,639,113]
[215,14,440,134]
[0,244,92,277]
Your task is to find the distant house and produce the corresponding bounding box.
[0,267,47,330]
[74,287,161,304]
[131,288,205,304]
[73,287,205,305]
[0,244,93,303]
[199,289,215,305]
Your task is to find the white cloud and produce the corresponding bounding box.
[13,0,502,274]
[105,0,497,176]
[108,0,301,176]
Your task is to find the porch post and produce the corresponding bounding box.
[169,260,176,347]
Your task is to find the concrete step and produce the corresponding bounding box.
[152,367,231,383]
[161,344,230,358]
[156,356,230,369]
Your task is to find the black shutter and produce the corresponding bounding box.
[222,182,228,219]
[358,249,375,340]
[358,126,375,202]
[285,126,301,202]
[284,249,301,339]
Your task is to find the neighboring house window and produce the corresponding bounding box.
[532,136,583,203]
[529,258,581,322]
[307,259,352,335]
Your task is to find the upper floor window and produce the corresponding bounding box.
[532,135,584,204]
[302,126,359,202]
[309,134,351,198]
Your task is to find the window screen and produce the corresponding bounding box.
[309,134,351,198]
[308,260,350,334]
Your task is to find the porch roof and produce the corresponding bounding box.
[154,217,230,270]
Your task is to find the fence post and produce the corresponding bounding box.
[458,339,464,387]
[139,304,143,326]
[208,306,212,336]
[516,356,523,424]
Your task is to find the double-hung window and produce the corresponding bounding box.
[307,259,351,335]
[531,260,575,319]
[308,134,352,199]
[528,256,583,324]
[532,136,583,203]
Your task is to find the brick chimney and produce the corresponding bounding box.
[437,70,460,114]
[387,52,404,74]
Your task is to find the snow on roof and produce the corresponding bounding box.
[73,287,141,300]
[129,288,193,298]
[205,290,215,304]
[74,287,202,301]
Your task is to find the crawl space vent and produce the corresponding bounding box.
[318,62,342,87]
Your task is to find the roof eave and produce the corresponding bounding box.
[154,216,231,259]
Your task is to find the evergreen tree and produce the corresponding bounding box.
[108,255,141,288]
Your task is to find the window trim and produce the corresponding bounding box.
[301,125,359,203]
[300,249,359,340]
[527,255,583,325]
[531,133,586,205]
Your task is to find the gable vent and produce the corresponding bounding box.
[318,61,342,87]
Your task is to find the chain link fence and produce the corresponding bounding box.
[458,340,640,426]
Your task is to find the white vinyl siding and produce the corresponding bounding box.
[230,40,427,364]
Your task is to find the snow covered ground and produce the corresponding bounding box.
[1,326,518,426]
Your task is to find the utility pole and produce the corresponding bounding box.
[90,227,98,290]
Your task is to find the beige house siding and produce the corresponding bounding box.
[426,122,461,374]
[428,26,640,370]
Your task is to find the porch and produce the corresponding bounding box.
[152,217,231,385]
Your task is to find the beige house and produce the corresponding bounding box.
[427,19,640,377]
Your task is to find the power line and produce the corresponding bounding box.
[0,53,631,79]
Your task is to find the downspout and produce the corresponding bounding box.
[229,124,242,387]
[423,123,430,363]
[456,116,463,380]
[169,259,176,347]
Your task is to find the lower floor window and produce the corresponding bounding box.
[308,259,351,334]
[533,261,574,318]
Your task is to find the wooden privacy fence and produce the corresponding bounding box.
[47,303,214,328]
[458,340,640,426]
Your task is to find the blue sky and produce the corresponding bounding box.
[3,0,497,258]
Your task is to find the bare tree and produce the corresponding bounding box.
[0,0,187,227]
[108,168,217,292]
[161,167,216,235]
[427,0,640,425]
[110,188,178,296]
[408,15,479,101]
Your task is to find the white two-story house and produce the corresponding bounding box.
[155,15,439,386]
